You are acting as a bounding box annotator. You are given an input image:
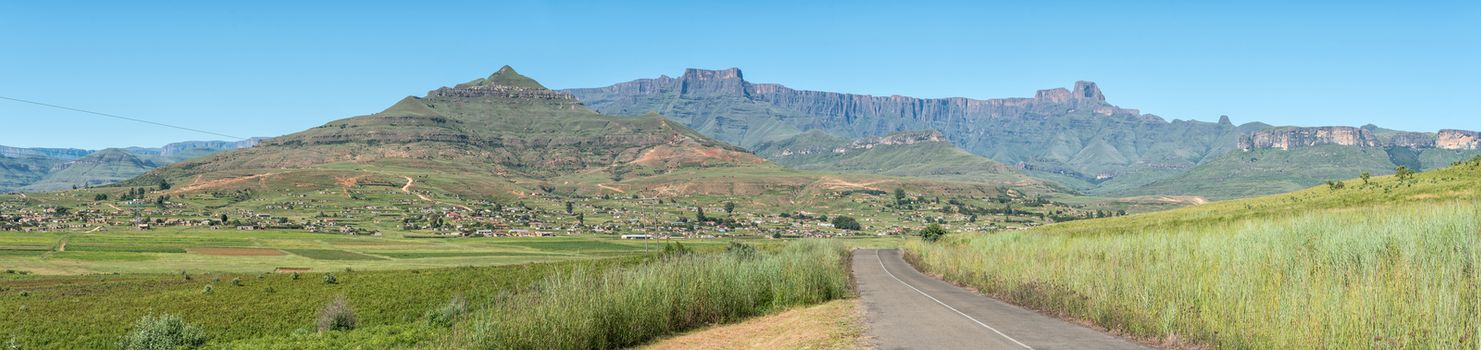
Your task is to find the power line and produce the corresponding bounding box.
[0,95,246,140]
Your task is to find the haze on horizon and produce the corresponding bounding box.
[2,0,1476,149]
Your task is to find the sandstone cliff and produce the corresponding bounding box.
[1437,129,1481,150]
[1239,126,1481,151]
[1238,127,1381,150]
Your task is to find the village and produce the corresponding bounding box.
[0,183,1113,240]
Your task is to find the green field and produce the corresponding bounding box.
[0,229,704,275]
[905,156,1481,348]
[0,239,853,349]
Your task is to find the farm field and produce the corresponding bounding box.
[0,228,713,275]
[905,156,1481,348]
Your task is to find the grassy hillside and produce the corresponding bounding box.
[905,155,1481,348]
[19,149,159,192]
[1127,145,1481,199]
[749,130,1053,191]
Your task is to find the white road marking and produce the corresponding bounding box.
[875,250,1034,350]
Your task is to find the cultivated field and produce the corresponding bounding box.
[0,229,691,275]
[905,156,1481,348]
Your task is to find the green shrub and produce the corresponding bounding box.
[201,285,213,295]
[316,296,356,332]
[116,314,206,350]
[724,241,758,259]
[424,294,468,327]
[291,272,300,280]
[230,277,243,287]
[322,273,337,284]
[918,223,947,242]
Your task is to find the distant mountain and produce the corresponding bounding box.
[565,68,1270,195]
[17,149,158,192]
[128,66,772,198]
[566,68,1477,199]
[0,139,261,193]
[749,130,1052,190]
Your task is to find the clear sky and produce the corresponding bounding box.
[2,1,1477,149]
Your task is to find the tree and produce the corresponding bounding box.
[158,179,171,191]
[1360,171,1372,185]
[1395,166,1416,181]
[219,214,228,224]
[577,213,585,226]
[565,201,574,215]
[831,216,862,230]
[894,188,907,204]
[919,223,948,242]
[695,207,707,222]
[724,202,736,215]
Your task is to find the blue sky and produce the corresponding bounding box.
[2,1,1477,149]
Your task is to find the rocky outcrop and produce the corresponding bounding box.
[1238,127,1380,150]
[0,146,90,159]
[1384,132,1435,149]
[679,68,748,98]
[1239,127,1481,151]
[1437,129,1481,150]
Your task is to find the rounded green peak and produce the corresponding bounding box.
[456,65,547,90]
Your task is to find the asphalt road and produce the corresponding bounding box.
[854,249,1151,350]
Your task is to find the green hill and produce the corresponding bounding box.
[750,130,1052,190]
[19,149,158,192]
[907,155,1481,349]
[1127,145,1481,199]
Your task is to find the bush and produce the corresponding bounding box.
[290,272,300,280]
[116,314,206,350]
[919,223,948,242]
[659,242,691,259]
[424,294,468,327]
[725,241,758,259]
[230,277,243,287]
[316,296,357,332]
[322,273,337,284]
[201,285,213,295]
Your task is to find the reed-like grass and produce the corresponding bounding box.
[906,201,1481,348]
[462,240,851,349]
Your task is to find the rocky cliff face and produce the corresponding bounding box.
[1238,127,1381,150]
[566,68,1251,192]
[0,146,90,160]
[1239,127,1481,151]
[1437,129,1481,150]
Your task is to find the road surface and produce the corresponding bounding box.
[854,249,1150,350]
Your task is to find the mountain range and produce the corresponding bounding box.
[9,66,1476,201]
[566,68,1479,199]
[0,139,261,192]
[122,66,1030,204]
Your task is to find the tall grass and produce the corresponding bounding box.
[463,240,851,349]
[905,202,1481,348]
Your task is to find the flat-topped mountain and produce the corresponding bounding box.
[0,139,261,192]
[566,68,1267,195]
[567,67,1479,199]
